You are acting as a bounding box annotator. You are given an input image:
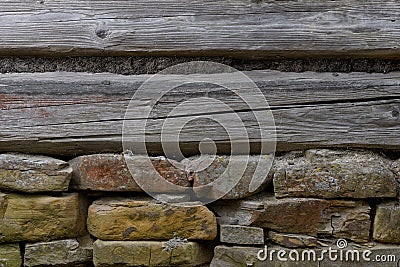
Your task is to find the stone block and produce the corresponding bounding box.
[24,237,93,267]
[93,240,213,266]
[0,193,87,242]
[373,202,400,243]
[70,154,191,192]
[192,155,273,199]
[0,244,21,267]
[273,149,398,199]
[0,153,71,193]
[88,198,217,240]
[220,225,264,245]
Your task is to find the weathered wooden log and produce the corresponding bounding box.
[0,0,399,58]
[0,71,399,156]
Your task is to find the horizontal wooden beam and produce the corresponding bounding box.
[0,71,399,156]
[0,0,399,58]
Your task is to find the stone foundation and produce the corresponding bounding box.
[0,149,399,266]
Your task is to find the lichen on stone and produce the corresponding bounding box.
[162,232,188,251]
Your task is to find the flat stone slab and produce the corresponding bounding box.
[211,194,370,243]
[373,202,400,244]
[273,149,398,199]
[0,244,22,267]
[268,231,318,248]
[220,225,264,245]
[88,198,217,240]
[0,193,87,242]
[0,153,72,192]
[93,240,213,267]
[24,237,93,267]
[70,154,191,192]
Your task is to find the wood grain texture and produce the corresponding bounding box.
[0,71,399,156]
[0,0,399,58]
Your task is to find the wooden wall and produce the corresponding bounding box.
[0,0,399,156]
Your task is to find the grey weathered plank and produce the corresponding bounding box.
[0,71,399,156]
[0,0,400,58]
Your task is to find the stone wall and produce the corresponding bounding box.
[0,149,399,266]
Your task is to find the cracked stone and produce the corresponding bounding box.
[0,193,87,242]
[87,197,217,240]
[373,202,400,243]
[70,154,191,192]
[0,244,21,267]
[273,149,398,199]
[24,237,93,267]
[211,194,370,243]
[93,240,213,266]
[0,153,72,193]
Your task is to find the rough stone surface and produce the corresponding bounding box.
[220,225,264,245]
[273,149,398,199]
[88,198,217,240]
[70,154,140,192]
[373,202,400,243]
[211,194,370,243]
[268,231,318,248]
[210,245,318,267]
[0,244,22,267]
[192,155,273,199]
[392,159,400,178]
[24,237,93,267]
[211,244,400,267]
[0,193,87,242]
[93,240,213,267]
[70,154,191,192]
[0,153,72,193]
